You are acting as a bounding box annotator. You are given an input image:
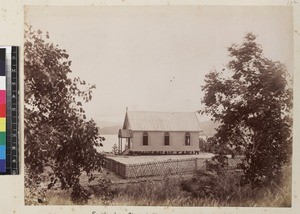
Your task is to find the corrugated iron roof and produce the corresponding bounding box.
[124,111,201,131]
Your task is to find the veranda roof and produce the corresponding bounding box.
[118,129,133,138]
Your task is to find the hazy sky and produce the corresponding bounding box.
[25,6,293,123]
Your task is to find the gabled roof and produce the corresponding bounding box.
[123,111,201,132]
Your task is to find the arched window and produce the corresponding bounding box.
[185,132,190,145]
[143,132,148,146]
[164,132,170,146]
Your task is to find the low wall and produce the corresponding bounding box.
[104,158,126,177]
[104,156,206,179]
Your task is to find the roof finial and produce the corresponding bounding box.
[126,106,128,112]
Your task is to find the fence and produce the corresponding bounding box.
[104,157,206,179]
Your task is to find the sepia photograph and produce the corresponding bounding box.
[24,5,293,207]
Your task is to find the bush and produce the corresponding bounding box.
[70,181,92,205]
[88,178,116,205]
[180,164,291,206]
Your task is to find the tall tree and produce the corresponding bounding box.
[24,25,104,204]
[201,33,292,188]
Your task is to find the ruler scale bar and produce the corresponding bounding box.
[11,46,19,175]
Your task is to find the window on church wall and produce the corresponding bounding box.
[164,132,170,146]
[185,132,191,145]
[143,132,148,146]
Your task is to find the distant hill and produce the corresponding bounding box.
[99,125,122,135]
[96,120,122,128]
[97,120,219,136]
[199,120,220,136]
[96,120,122,135]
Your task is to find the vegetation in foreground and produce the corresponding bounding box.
[201,32,292,189]
[26,164,291,207]
[24,25,105,204]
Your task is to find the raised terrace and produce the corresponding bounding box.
[103,153,222,179]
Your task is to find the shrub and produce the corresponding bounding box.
[180,164,291,206]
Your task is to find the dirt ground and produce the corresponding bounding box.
[105,152,215,165]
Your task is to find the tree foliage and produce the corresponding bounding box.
[201,33,292,188]
[24,25,105,204]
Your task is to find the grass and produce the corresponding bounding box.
[25,165,292,207]
[110,164,291,207]
[108,166,291,207]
